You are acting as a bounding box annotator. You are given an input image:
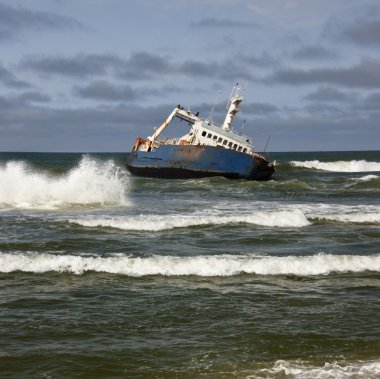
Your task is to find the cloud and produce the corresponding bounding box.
[75,81,138,101]
[342,19,380,47]
[243,102,278,115]
[179,59,252,80]
[0,2,82,41]
[16,91,50,104]
[362,91,380,110]
[323,16,380,47]
[241,53,278,67]
[118,52,171,80]
[20,52,170,80]
[303,86,352,102]
[0,62,30,88]
[190,18,259,29]
[20,54,124,78]
[20,51,256,82]
[291,45,338,60]
[265,58,380,88]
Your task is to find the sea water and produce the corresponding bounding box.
[0,151,379,378]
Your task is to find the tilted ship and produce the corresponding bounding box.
[126,84,275,180]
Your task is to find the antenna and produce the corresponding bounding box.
[208,90,221,123]
[263,136,271,154]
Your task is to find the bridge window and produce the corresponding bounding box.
[202,131,206,137]
[237,146,242,152]
[218,137,223,143]
[243,148,247,153]
[213,135,218,140]
[228,142,233,147]
[233,144,237,149]
[223,140,227,145]
[207,133,212,138]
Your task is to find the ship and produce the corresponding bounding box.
[126,84,275,180]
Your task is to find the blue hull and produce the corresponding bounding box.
[126,145,274,180]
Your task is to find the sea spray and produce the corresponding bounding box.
[0,156,130,209]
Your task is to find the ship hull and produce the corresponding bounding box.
[126,145,274,180]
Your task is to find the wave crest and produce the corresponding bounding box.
[290,160,380,172]
[0,156,130,209]
[1,252,379,276]
[252,359,380,378]
[68,209,311,231]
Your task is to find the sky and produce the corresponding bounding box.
[0,0,380,152]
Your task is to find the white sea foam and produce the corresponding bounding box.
[352,174,379,182]
[1,252,379,276]
[0,156,130,209]
[68,209,311,231]
[290,160,380,172]
[305,204,380,224]
[248,359,380,378]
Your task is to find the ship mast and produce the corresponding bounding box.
[222,83,244,131]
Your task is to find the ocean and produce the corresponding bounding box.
[0,151,379,378]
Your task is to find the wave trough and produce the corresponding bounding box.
[1,252,379,276]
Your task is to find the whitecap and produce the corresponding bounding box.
[68,209,310,231]
[1,252,379,276]
[249,359,380,378]
[291,160,380,172]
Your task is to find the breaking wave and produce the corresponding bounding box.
[67,203,380,232]
[306,204,380,224]
[290,160,380,172]
[68,209,311,231]
[352,174,379,182]
[0,156,130,209]
[249,359,380,379]
[1,252,379,276]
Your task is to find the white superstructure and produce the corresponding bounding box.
[145,84,254,154]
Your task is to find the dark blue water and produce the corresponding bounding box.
[0,151,379,378]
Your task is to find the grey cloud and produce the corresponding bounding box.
[20,52,170,80]
[20,51,255,82]
[291,45,338,60]
[76,81,138,101]
[180,60,219,77]
[241,53,278,67]
[323,16,380,47]
[243,102,278,115]
[179,59,252,80]
[362,92,380,110]
[0,91,49,110]
[119,52,171,80]
[0,62,30,88]
[265,58,380,88]
[304,86,352,102]
[341,19,380,47]
[20,54,124,78]
[17,91,50,104]
[190,18,259,29]
[0,2,82,41]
